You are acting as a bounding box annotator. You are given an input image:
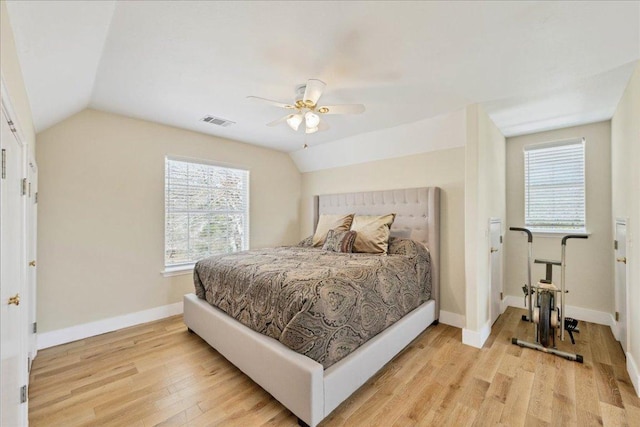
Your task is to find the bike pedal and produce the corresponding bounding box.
[564,317,579,330]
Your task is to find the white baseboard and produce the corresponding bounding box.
[439,310,465,329]
[628,352,640,397]
[462,319,491,349]
[502,295,613,327]
[37,302,183,350]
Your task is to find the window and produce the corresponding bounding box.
[165,157,249,269]
[524,138,585,232]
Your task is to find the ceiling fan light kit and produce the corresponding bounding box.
[248,78,365,135]
[305,111,320,128]
[286,114,303,131]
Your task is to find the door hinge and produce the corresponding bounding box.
[35,192,38,204]
[21,178,27,196]
[1,149,6,179]
[28,181,31,197]
[8,120,17,133]
[500,235,503,244]
[500,292,503,300]
[33,322,37,333]
[615,311,620,322]
[614,240,618,250]
[20,385,27,403]
[27,356,31,371]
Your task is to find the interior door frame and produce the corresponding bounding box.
[614,217,629,353]
[26,156,38,364]
[489,217,503,325]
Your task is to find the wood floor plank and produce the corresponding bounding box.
[28,309,640,426]
[501,369,535,426]
[527,355,556,423]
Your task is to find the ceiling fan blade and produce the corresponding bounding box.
[266,114,291,127]
[303,79,326,107]
[247,96,295,109]
[317,104,365,115]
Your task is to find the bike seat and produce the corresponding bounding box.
[537,281,558,290]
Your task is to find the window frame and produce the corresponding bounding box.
[162,155,250,276]
[523,137,587,234]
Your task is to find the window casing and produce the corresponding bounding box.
[165,157,249,268]
[524,138,586,232]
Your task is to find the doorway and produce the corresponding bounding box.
[490,218,503,325]
[615,218,628,354]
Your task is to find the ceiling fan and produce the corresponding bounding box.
[248,79,365,134]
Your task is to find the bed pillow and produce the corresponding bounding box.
[312,213,354,247]
[322,229,358,253]
[350,214,396,254]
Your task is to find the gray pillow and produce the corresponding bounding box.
[322,229,357,253]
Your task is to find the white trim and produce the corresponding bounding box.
[439,310,465,329]
[161,264,194,277]
[502,295,614,327]
[627,352,640,397]
[37,302,183,350]
[462,319,491,349]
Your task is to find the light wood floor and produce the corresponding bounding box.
[29,307,640,426]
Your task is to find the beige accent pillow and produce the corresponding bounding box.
[312,214,354,247]
[351,214,396,254]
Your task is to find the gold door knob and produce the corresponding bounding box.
[29,260,36,267]
[8,294,20,306]
[490,247,499,253]
[616,257,627,264]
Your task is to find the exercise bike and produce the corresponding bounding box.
[509,227,587,363]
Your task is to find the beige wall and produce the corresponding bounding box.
[1,0,35,156]
[301,147,466,317]
[36,109,301,332]
[464,104,506,333]
[505,121,613,314]
[611,63,640,380]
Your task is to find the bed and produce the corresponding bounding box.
[183,186,440,426]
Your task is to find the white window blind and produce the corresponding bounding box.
[524,139,585,231]
[165,158,249,268]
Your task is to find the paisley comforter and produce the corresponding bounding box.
[193,237,432,368]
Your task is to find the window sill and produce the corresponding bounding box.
[161,264,195,277]
[528,229,591,238]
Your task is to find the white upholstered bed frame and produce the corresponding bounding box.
[184,186,440,426]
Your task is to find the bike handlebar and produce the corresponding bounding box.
[561,234,588,245]
[509,227,532,242]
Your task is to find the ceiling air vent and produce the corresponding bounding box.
[200,115,235,127]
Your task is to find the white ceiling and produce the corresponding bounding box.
[6,1,640,153]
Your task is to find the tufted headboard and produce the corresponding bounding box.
[313,187,440,318]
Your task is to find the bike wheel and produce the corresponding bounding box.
[539,292,552,347]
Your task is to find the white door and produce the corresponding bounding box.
[615,219,628,353]
[27,158,38,364]
[1,108,27,426]
[490,218,503,325]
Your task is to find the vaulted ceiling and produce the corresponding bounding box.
[5,1,640,153]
